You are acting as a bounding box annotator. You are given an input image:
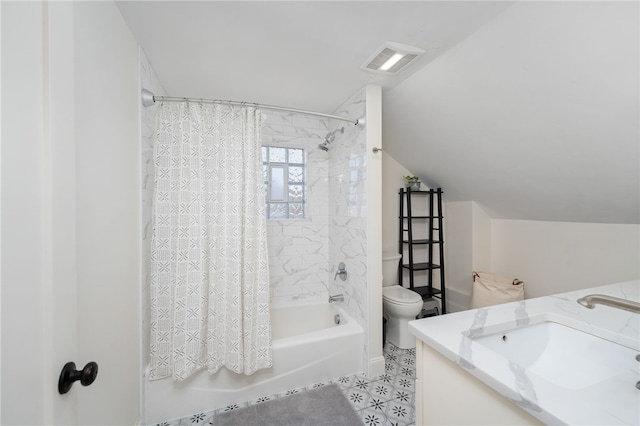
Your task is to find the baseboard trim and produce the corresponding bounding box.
[368,355,385,378]
[446,288,471,313]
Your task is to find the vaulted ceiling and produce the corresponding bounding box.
[117,1,639,224]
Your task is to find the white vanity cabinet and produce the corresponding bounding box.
[414,339,541,425]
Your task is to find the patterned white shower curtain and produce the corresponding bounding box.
[149,102,272,381]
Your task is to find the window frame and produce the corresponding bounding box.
[262,146,306,220]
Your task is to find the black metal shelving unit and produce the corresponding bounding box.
[398,187,447,314]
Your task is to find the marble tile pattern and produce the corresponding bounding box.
[408,280,640,425]
[139,47,168,366]
[261,111,332,305]
[328,87,370,372]
[154,342,415,426]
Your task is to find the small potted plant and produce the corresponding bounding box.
[404,175,421,191]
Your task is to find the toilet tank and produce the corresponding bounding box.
[382,252,402,287]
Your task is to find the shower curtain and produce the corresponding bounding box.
[149,102,272,381]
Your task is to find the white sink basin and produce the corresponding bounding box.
[473,321,640,389]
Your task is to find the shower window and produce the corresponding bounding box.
[262,146,306,219]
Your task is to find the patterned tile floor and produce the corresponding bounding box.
[338,342,416,426]
[157,342,416,426]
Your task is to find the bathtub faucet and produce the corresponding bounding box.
[334,262,348,281]
[329,294,344,303]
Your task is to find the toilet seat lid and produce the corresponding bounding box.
[382,286,422,304]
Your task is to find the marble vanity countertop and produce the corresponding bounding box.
[409,280,640,425]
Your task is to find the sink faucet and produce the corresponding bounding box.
[329,294,344,303]
[577,294,640,314]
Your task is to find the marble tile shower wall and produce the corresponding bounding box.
[329,88,369,370]
[140,48,167,366]
[261,112,332,305]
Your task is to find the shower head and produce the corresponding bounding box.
[325,127,345,144]
[319,127,345,151]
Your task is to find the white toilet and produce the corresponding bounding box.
[382,252,424,349]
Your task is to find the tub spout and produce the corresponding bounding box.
[329,294,344,303]
[577,294,640,314]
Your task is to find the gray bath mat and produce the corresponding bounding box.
[212,383,363,426]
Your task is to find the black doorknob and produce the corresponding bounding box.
[58,361,98,394]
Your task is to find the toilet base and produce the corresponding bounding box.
[385,315,418,349]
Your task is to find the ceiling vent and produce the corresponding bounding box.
[361,42,425,75]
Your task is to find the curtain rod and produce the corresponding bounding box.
[141,89,360,126]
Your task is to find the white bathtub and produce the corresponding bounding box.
[144,302,364,424]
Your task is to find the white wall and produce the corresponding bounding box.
[491,219,640,299]
[442,202,640,310]
[381,0,640,308]
[73,2,141,424]
[472,203,491,272]
[381,152,412,254]
[443,202,473,312]
[440,201,492,312]
[383,1,639,224]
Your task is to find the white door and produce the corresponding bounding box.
[1,2,141,424]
